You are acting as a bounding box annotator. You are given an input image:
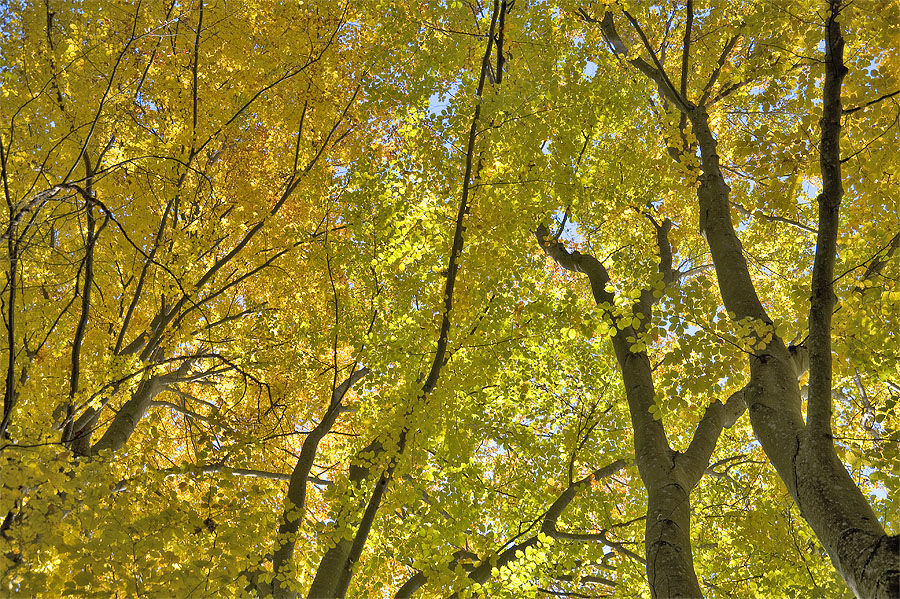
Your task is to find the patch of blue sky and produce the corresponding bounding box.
[426,80,461,118]
[553,207,582,245]
[801,178,820,199]
[861,466,888,500]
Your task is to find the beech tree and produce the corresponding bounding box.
[1,1,897,598]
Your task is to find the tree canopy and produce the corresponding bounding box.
[1,1,898,598]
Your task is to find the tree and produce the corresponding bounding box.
[1,1,898,598]
[575,3,899,596]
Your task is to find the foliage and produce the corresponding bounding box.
[0,1,897,598]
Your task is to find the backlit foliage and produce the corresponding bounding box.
[1,1,897,597]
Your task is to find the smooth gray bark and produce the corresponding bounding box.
[594,5,899,597]
[89,360,194,455]
[537,225,746,599]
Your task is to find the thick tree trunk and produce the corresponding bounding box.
[613,343,702,599]
[88,360,193,455]
[88,376,168,455]
[644,479,700,599]
[595,4,899,595]
[744,355,899,599]
[537,227,747,599]
[683,10,899,596]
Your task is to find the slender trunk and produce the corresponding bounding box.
[68,157,97,454]
[304,439,383,599]
[304,4,503,596]
[270,369,367,598]
[0,138,17,441]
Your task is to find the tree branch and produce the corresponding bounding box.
[679,387,747,487]
[806,3,847,440]
[398,460,630,597]
[541,460,628,541]
[679,0,693,102]
[271,367,368,596]
[306,7,504,597]
[535,222,672,481]
[731,200,818,235]
[699,34,741,107]
[613,11,692,113]
[842,87,900,115]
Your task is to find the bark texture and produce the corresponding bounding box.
[537,225,746,599]
[592,4,899,597]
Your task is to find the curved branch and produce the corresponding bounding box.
[397,460,631,597]
[596,11,692,113]
[541,460,628,540]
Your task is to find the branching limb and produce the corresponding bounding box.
[699,34,741,107]
[112,464,331,493]
[679,388,747,487]
[535,223,615,307]
[396,460,630,597]
[842,87,900,115]
[541,460,629,541]
[88,357,197,455]
[730,201,818,235]
[535,221,671,480]
[593,11,692,113]
[270,367,368,596]
[705,453,752,480]
[861,230,900,282]
[148,400,231,431]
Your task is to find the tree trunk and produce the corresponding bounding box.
[595,5,900,595]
